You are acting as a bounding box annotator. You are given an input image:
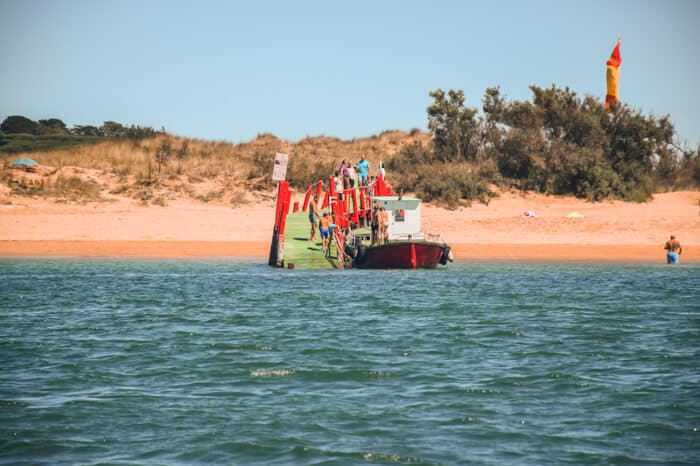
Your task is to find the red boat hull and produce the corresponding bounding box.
[356,241,448,269]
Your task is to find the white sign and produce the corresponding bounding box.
[272,152,289,181]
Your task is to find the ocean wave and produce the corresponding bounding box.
[249,368,296,377]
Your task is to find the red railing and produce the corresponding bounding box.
[271,174,396,267]
[300,173,396,231]
[276,181,292,235]
[269,180,292,266]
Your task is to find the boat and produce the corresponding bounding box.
[268,165,452,269]
[353,239,451,269]
[353,240,451,268]
[342,194,452,269]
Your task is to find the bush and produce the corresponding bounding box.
[38,118,68,134]
[476,158,503,188]
[0,133,103,154]
[10,175,104,202]
[389,141,433,168]
[413,163,496,209]
[286,157,334,191]
[415,171,462,208]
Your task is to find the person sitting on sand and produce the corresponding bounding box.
[319,212,331,253]
[309,195,320,242]
[664,234,682,264]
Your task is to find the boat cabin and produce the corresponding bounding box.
[373,195,424,240]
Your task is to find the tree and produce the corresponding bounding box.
[480,87,507,159]
[38,118,68,133]
[125,124,158,139]
[1,115,42,135]
[605,106,675,200]
[71,125,102,137]
[101,121,127,138]
[498,128,546,184]
[500,100,543,132]
[427,89,479,161]
[482,87,506,126]
[684,145,700,186]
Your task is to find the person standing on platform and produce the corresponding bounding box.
[319,212,332,254]
[348,165,357,188]
[371,202,379,246]
[334,170,344,201]
[379,206,389,244]
[356,156,370,186]
[340,160,352,189]
[309,195,320,242]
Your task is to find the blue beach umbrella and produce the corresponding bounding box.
[10,158,39,167]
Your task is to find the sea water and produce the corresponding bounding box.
[1,259,698,465]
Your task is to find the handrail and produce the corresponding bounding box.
[302,175,391,232]
[302,179,324,212]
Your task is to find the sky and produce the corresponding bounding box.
[2,0,699,146]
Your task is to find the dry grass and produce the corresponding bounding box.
[7,173,104,203]
[230,190,251,207]
[1,130,430,203]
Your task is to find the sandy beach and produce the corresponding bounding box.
[1,190,698,262]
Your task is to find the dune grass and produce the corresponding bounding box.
[1,130,429,204]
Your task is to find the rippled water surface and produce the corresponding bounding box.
[1,260,699,465]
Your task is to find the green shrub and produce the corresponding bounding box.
[0,133,103,154]
[413,163,496,209]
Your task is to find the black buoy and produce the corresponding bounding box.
[439,245,452,265]
[344,244,358,259]
[355,245,367,266]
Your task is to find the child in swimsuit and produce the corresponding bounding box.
[319,212,331,253]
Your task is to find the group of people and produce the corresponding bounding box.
[309,159,391,254]
[312,156,383,247]
[309,197,389,250]
[371,202,389,246]
[338,157,371,190]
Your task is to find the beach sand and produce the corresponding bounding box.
[1,190,698,262]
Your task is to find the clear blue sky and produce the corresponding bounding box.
[2,0,699,146]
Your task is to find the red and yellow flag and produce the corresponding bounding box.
[605,40,622,110]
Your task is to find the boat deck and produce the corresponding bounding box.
[280,211,340,269]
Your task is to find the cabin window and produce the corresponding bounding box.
[394,209,405,222]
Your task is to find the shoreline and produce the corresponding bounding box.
[0,240,696,263]
[1,190,697,264]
